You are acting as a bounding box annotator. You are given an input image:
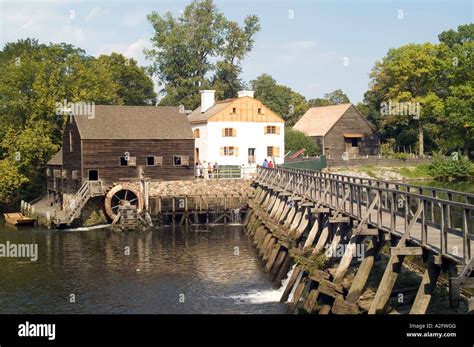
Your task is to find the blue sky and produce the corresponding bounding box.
[0,0,472,102]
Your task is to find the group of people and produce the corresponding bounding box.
[195,161,219,179]
[262,158,275,168]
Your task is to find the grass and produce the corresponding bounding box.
[397,164,432,179]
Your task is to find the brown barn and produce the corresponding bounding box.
[46,105,194,200]
[293,104,380,158]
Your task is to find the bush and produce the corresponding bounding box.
[428,153,473,180]
[285,127,320,156]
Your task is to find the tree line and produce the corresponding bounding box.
[0,0,471,208]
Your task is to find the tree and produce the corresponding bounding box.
[97,53,156,105]
[365,43,447,156]
[0,39,159,205]
[145,0,260,109]
[251,74,308,125]
[285,127,319,156]
[308,89,350,107]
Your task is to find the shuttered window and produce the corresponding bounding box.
[173,155,189,167]
[120,156,136,167]
[222,128,236,137]
[220,146,239,156]
[264,126,280,134]
[193,129,200,138]
[267,146,280,157]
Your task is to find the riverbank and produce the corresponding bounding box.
[324,164,433,181]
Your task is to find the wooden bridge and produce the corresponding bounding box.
[247,166,474,313]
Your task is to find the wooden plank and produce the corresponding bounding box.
[280,266,302,303]
[410,261,441,314]
[346,236,383,303]
[390,247,423,256]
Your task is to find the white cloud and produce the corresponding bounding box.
[95,38,150,66]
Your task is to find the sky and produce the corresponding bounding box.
[0,0,472,103]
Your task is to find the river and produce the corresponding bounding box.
[0,224,287,314]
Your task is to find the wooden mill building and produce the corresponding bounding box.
[46,105,194,199]
[293,104,380,158]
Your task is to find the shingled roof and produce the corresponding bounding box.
[73,105,193,140]
[47,149,62,166]
[187,99,235,123]
[293,104,353,137]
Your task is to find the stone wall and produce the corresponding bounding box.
[149,179,253,197]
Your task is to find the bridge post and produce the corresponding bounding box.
[409,260,441,314]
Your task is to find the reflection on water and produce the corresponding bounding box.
[0,224,286,314]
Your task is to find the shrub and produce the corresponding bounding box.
[285,127,320,156]
[428,152,473,180]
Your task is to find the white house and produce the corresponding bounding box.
[187,90,285,168]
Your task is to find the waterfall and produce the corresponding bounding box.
[228,209,242,225]
[227,264,296,304]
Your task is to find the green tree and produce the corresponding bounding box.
[145,0,260,109]
[308,89,350,107]
[251,74,308,125]
[285,127,319,156]
[97,53,157,105]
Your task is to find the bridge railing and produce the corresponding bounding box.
[255,166,474,264]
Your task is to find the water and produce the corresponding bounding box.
[0,224,286,314]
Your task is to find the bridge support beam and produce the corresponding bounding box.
[410,260,441,314]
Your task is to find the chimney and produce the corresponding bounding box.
[238,90,255,98]
[200,90,215,113]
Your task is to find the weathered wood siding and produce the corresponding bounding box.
[46,164,62,192]
[62,117,82,193]
[81,139,195,185]
[322,106,380,157]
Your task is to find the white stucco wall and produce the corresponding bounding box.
[191,121,285,166]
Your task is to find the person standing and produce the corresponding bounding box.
[268,160,274,168]
[195,162,200,178]
[208,162,213,179]
[262,158,268,168]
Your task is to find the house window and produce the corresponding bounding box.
[267,146,280,157]
[69,131,73,152]
[53,169,61,178]
[193,129,200,138]
[222,128,236,137]
[174,155,189,166]
[231,107,237,114]
[120,156,136,167]
[72,170,80,180]
[221,146,239,156]
[351,138,359,147]
[62,169,68,178]
[147,156,155,166]
[147,156,163,166]
[46,168,51,177]
[264,126,280,134]
[258,108,262,114]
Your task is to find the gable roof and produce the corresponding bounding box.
[187,96,284,124]
[73,105,193,140]
[187,99,234,123]
[47,149,62,166]
[293,103,352,137]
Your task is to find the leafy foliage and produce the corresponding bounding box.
[428,153,473,180]
[145,0,260,109]
[0,39,157,207]
[251,74,308,125]
[285,127,320,156]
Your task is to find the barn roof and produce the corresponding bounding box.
[293,103,353,137]
[73,105,193,140]
[187,99,236,123]
[47,149,62,166]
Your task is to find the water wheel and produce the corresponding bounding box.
[104,183,144,221]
